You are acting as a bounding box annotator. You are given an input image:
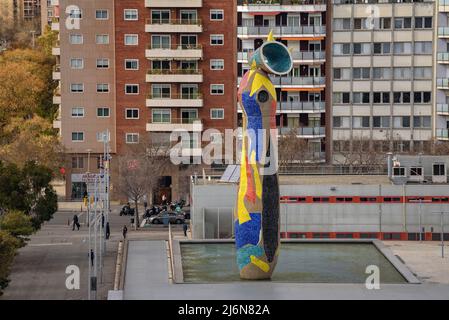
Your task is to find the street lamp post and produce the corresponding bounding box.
[432,211,449,258]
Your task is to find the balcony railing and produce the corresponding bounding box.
[145,18,202,25]
[438,27,449,37]
[238,25,325,37]
[437,104,449,115]
[238,50,325,61]
[437,78,449,89]
[277,101,325,112]
[151,117,201,124]
[147,93,203,100]
[147,69,201,75]
[279,126,325,137]
[147,44,202,50]
[436,129,449,140]
[269,76,326,86]
[238,0,326,5]
[437,52,449,63]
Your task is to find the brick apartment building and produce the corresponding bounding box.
[50,0,236,200]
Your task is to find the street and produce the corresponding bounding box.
[1,206,130,300]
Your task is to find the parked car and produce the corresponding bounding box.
[148,212,185,224]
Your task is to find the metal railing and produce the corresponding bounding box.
[437,52,449,62]
[279,126,325,136]
[150,117,202,124]
[438,27,449,37]
[238,25,325,36]
[436,129,449,139]
[145,18,202,25]
[277,101,325,112]
[269,75,326,86]
[238,51,325,61]
[147,43,202,50]
[147,93,203,99]
[238,0,326,5]
[147,69,202,75]
[437,104,449,114]
[437,78,449,88]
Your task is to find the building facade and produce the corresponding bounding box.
[50,0,237,200]
[436,0,449,141]
[237,0,329,163]
[331,0,436,163]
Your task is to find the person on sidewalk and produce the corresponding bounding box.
[105,222,110,240]
[122,225,128,239]
[90,249,94,267]
[183,223,188,237]
[73,214,80,231]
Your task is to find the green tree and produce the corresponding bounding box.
[0,230,20,295]
[0,210,34,246]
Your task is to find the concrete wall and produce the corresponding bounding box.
[191,182,449,239]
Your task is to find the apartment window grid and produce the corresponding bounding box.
[125,59,139,70]
[69,34,83,44]
[71,107,84,117]
[126,133,139,144]
[211,108,224,119]
[96,9,108,20]
[72,132,84,142]
[70,58,84,69]
[97,58,109,69]
[210,84,224,95]
[96,84,110,93]
[125,34,139,46]
[72,157,84,169]
[333,116,431,130]
[333,16,432,31]
[125,108,139,119]
[125,84,139,95]
[97,107,110,118]
[124,9,138,21]
[334,67,431,80]
[96,34,109,44]
[210,34,224,46]
[210,9,224,21]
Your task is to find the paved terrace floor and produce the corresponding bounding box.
[123,240,449,300]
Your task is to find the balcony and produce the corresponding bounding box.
[436,129,449,140]
[53,95,61,104]
[146,118,203,132]
[52,65,61,80]
[52,47,60,56]
[437,78,449,89]
[269,75,326,88]
[238,0,326,12]
[437,53,449,64]
[238,50,325,63]
[146,93,203,108]
[51,22,59,31]
[146,69,203,83]
[145,19,202,33]
[146,44,203,60]
[145,0,202,7]
[238,26,325,38]
[438,27,449,38]
[279,126,325,138]
[277,101,325,113]
[437,104,449,116]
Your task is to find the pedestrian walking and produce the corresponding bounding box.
[105,222,110,240]
[122,225,128,239]
[101,213,105,229]
[73,214,80,231]
[183,223,188,237]
[90,249,94,267]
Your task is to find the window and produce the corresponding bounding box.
[95,9,108,20]
[379,17,391,29]
[210,59,224,70]
[394,17,412,29]
[71,107,84,117]
[210,34,224,46]
[69,8,82,19]
[415,17,432,29]
[125,84,139,94]
[125,34,138,46]
[125,59,139,70]
[70,83,84,93]
[373,116,390,128]
[414,92,431,103]
[152,35,170,49]
[353,92,370,104]
[414,41,432,54]
[394,67,411,80]
[393,92,411,104]
[210,84,224,95]
[126,133,139,144]
[373,92,390,104]
[333,92,350,104]
[96,58,109,69]
[72,132,84,142]
[410,167,423,176]
[393,116,410,128]
[373,42,390,54]
[210,108,224,119]
[69,34,83,44]
[394,42,412,54]
[72,157,84,169]
[413,116,431,128]
[333,18,351,30]
[414,67,432,79]
[333,116,350,128]
[354,18,370,30]
[96,84,109,93]
[333,43,351,55]
[97,131,110,142]
[352,67,370,79]
[126,108,139,119]
[97,107,110,117]
[210,9,224,21]
[151,10,169,23]
[180,10,197,24]
[96,34,109,44]
[393,167,406,177]
[372,67,391,80]
[124,9,138,21]
[352,116,370,128]
[152,84,170,98]
[353,43,370,55]
[153,60,170,71]
[152,109,171,123]
[70,58,83,69]
[433,164,446,176]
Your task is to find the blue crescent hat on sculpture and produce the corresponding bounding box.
[235,31,293,280]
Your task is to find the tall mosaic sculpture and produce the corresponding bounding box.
[235,32,293,279]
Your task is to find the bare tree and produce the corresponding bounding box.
[433,141,449,155]
[278,127,310,168]
[335,136,385,172]
[116,135,170,229]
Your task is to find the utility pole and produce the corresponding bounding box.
[432,211,449,258]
